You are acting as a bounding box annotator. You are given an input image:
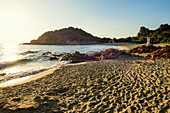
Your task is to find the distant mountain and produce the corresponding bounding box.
[28,27,110,45]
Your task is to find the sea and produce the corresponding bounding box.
[0,43,123,83]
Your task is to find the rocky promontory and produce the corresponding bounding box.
[136,26,150,37]
[28,27,110,45]
[136,24,170,37]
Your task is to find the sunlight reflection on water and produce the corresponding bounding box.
[0,43,20,62]
[0,43,123,83]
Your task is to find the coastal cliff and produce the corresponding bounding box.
[114,24,170,43]
[29,27,108,45]
[136,26,150,37]
[136,24,170,37]
[27,24,170,45]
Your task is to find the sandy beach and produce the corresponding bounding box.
[0,44,169,113]
[113,43,169,51]
[1,0,170,112]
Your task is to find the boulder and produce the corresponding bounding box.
[42,52,52,56]
[0,73,6,76]
[145,45,170,60]
[59,48,133,63]
[128,45,162,53]
[53,53,65,57]
[50,57,59,60]
[70,59,85,63]
[88,48,131,60]
[59,52,92,63]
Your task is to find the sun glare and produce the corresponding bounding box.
[1,43,20,62]
[0,7,26,43]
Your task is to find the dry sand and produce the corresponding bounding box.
[112,43,168,50]
[0,58,169,113]
[0,43,166,88]
[115,43,170,57]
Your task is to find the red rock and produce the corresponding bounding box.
[128,45,163,53]
[146,45,170,60]
[50,57,59,60]
[59,48,133,63]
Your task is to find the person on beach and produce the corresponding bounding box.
[147,37,150,46]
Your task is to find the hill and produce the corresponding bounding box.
[28,27,110,45]
[114,24,170,44]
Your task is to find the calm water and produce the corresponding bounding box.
[0,43,123,83]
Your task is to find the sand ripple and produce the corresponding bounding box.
[0,59,169,113]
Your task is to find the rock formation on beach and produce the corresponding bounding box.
[128,45,162,53]
[41,44,170,63]
[128,45,170,60]
[59,48,135,63]
[29,27,107,45]
[145,45,170,60]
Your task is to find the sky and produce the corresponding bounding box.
[0,0,170,43]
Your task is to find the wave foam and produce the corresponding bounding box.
[0,59,32,69]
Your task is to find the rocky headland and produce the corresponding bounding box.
[27,27,110,45]
[136,24,170,37]
[24,24,170,45]
[114,24,170,43]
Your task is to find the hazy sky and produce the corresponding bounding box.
[0,0,170,43]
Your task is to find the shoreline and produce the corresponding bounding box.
[0,43,168,88]
[0,43,127,88]
[0,59,169,112]
[113,43,168,50]
[0,67,61,88]
[0,43,169,112]
[0,62,90,88]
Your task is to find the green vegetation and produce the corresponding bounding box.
[114,27,170,44]
[28,24,170,45]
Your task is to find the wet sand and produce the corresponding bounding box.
[0,67,61,88]
[0,58,169,113]
[0,62,89,88]
[0,43,166,88]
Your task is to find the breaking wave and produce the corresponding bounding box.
[19,50,41,55]
[0,58,33,69]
